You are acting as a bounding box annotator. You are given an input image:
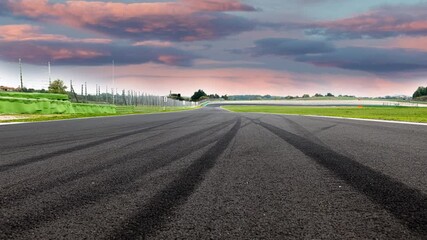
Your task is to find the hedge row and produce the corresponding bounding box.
[0,92,69,101]
[0,97,116,114]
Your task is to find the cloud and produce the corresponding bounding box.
[238,38,427,73]
[305,3,427,39]
[181,0,257,12]
[0,32,197,67]
[1,0,257,42]
[132,41,174,47]
[250,38,335,56]
[0,24,111,43]
[393,36,427,51]
[296,47,427,73]
[0,42,197,66]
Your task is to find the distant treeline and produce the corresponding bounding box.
[413,86,427,100]
[227,93,355,101]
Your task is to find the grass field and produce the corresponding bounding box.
[223,105,427,123]
[0,105,198,123]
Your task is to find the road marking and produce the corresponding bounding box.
[305,115,427,126]
[0,122,25,126]
[225,109,427,126]
[218,107,233,112]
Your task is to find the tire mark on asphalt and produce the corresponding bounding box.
[110,118,241,239]
[277,115,327,146]
[312,124,338,135]
[0,115,209,191]
[0,124,153,153]
[0,120,237,238]
[258,120,427,236]
[0,119,236,206]
[0,116,193,173]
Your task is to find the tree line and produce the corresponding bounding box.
[413,86,427,99]
[190,89,228,101]
[10,81,427,102]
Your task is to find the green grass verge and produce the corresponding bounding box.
[0,105,198,123]
[223,105,427,123]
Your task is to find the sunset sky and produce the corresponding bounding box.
[1,0,427,97]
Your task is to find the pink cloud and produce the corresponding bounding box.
[0,24,111,43]
[43,48,105,61]
[394,37,427,51]
[0,24,197,66]
[182,0,256,12]
[133,41,174,47]
[2,0,256,41]
[0,42,107,63]
[157,55,191,65]
[307,4,427,39]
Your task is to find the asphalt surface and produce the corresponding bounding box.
[1,107,427,239]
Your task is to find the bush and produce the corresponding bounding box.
[48,79,68,94]
[413,86,427,98]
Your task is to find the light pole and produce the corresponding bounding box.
[19,58,23,91]
[48,61,51,86]
[112,60,115,104]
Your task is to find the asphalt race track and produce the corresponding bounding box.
[1,107,427,239]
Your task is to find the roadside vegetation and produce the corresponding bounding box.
[413,86,427,101]
[0,80,200,123]
[223,106,427,123]
[0,113,116,123]
[0,105,198,123]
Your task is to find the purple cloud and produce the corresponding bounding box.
[295,47,427,73]
[0,40,197,66]
[238,38,427,73]
[251,38,335,56]
[305,3,427,39]
[1,0,257,42]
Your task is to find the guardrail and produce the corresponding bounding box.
[205,100,427,107]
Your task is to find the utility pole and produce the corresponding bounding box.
[48,61,51,86]
[70,80,79,103]
[19,58,23,91]
[122,89,127,105]
[111,88,114,104]
[84,82,87,102]
[112,60,115,104]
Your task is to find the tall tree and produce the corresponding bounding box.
[191,89,207,101]
[48,79,67,94]
[413,86,427,98]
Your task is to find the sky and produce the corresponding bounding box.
[0,0,427,97]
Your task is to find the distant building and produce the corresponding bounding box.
[0,86,16,92]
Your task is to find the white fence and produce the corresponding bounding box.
[208,100,427,107]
